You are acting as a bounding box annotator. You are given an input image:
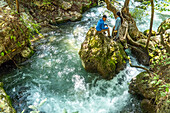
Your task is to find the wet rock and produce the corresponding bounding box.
[21,47,33,58]
[141,99,155,113]
[61,1,73,10]
[69,11,82,21]
[129,72,156,99]
[129,63,170,113]
[0,82,16,113]
[79,27,128,79]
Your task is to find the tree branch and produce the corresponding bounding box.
[127,32,145,48]
[123,0,130,13]
[128,56,152,76]
[16,0,20,14]
[104,0,118,18]
[146,0,154,50]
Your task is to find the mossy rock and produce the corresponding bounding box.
[79,27,127,79]
[143,29,156,36]
[129,70,170,113]
[0,82,16,113]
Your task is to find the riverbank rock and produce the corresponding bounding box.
[79,27,128,79]
[0,82,16,113]
[129,19,170,112]
[0,1,33,66]
[129,58,170,113]
[6,0,98,26]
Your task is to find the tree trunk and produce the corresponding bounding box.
[123,0,130,13]
[16,0,20,14]
[104,0,117,18]
[105,0,150,65]
[146,0,154,51]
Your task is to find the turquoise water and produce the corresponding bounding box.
[0,0,169,113]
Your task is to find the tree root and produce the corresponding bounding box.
[128,56,152,76]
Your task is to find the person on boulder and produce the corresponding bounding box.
[113,12,123,41]
[96,15,111,38]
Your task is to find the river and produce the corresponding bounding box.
[0,0,170,113]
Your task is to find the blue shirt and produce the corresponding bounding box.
[114,17,121,38]
[96,19,108,31]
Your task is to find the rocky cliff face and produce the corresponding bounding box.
[0,1,33,66]
[12,0,98,26]
[79,27,128,79]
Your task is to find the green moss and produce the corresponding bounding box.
[143,29,156,36]
[0,82,16,113]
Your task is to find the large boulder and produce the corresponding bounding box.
[129,60,170,113]
[79,27,128,79]
[0,82,16,113]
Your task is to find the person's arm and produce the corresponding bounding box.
[115,18,121,31]
[102,22,108,30]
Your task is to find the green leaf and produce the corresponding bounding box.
[151,80,157,84]
[1,52,4,56]
[10,35,13,39]
[13,36,16,41]
[156,80,162,85]
[166,87,169,93]
[160,92,166,97]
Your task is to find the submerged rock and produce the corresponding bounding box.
[79,27,128,79]
[0,82,16,113]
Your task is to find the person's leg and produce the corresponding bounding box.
[112,26,115,37]
[106,29,110,37]
[97,29,110,37]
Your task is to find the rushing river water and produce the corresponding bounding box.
[0,0,170,113]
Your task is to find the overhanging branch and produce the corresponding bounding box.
[104,0,118,18]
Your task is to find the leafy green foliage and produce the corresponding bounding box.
[130,8,145,20]
[1,52,4,56]
[139,0,170,12]
[42,0,51,5]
